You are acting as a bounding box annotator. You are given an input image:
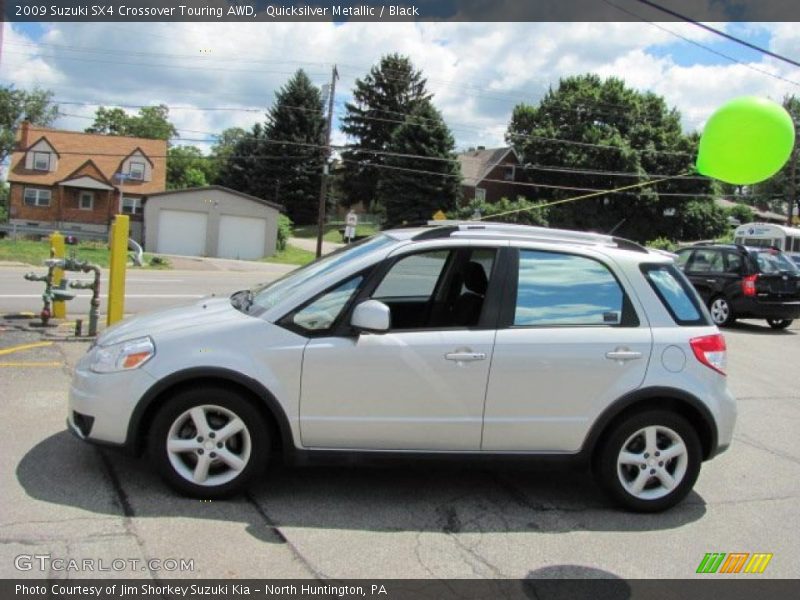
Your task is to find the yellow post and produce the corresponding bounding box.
[50,231,66,319]
[107,215,129,325]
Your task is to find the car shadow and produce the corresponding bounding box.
[17,432,707,542]
[726,319,797,335]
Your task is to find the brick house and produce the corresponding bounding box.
[456,146,525,204]
[6,122,167,242]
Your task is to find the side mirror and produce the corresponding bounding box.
[351,300,390,333]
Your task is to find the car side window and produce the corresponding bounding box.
[514,250,625,327]
[676,250,692,270]
[292,276,364,332]
[373,250,449,299]
[688,249,723,273]
[725,252,743,274]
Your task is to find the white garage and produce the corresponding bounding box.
[143,186,284,259]
[218,215,266,260]
[156,210,208,257]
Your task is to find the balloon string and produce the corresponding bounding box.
[476,170,696,221]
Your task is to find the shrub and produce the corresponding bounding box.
[277,214,293,251]
[149,255,170,267]
[449,197,549,227]
[645,237,677,252]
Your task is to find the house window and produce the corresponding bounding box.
[33,152,51,171]
[23,188,52,207]
[475,188,486,202]
[122,196,141,215]
[79,191,94,210]
[128,161,145,180]
[503,166,515,181]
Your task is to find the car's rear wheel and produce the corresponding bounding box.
[595,410,701,512]
[767,318,792,330]
[148,386,269,498]
[708,296,735,327]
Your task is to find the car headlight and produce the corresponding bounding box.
[90,336,155,373]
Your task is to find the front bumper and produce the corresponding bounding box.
[67,361,157,447]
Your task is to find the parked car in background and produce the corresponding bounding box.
[68,223,736,512]
[676,243,800,329]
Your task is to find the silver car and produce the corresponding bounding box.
[68,223,736,512]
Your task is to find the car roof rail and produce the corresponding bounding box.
[412,221,648,252]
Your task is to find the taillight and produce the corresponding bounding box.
[690,334,727,376]
[741,274,758,297]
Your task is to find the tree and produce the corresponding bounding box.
[0,182,9,222]
[210,127,247,183]
[167,145,216,190]
[86,104,177,140]
[376,100,461,226]
[340,54,432,209]
[505,74,723,242]
[0,85,59,163]
[217,70,325,224]
[755,95,799,223]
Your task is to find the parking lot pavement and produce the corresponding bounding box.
[0,320,798,580]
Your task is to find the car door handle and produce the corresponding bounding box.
[706,279,717,284]
[445,352,486,362]
[605,350,643,361]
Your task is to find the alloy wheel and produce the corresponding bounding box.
[165,404,252,487]
[616,425,688,501]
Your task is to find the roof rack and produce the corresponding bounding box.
[412,221,648,253]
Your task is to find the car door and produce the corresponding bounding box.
[482,246,652,453]
[682,248,725,303]
[297,243,505,451]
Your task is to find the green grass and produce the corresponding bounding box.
[261,244,316,266]
[292,223,379,243]
[0,238,169,269]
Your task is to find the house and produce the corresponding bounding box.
[6,122,167,242]
[714,198,788,225]
[456,146,525,204]
[144,186,284,260]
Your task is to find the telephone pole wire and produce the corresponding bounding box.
[316,64,338,258]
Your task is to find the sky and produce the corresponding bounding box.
[1,20,798,156]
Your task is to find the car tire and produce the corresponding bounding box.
[594,410,702,512]
[708,296,735,327]
[148,386,269,498]
[767,318,792,330]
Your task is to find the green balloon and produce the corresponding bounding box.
[696,96,795,185]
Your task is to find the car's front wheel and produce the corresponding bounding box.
[595,410,701,512]
[148,386,269,498]
[708,296,735,327]
[767,318,792,330]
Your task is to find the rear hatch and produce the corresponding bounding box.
[750,249,800,301]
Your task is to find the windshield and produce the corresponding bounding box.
[244,235,395,313]
[751,249,799,274]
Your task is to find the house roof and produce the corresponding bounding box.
[456,147,521,187]
[714,197,788,224]
[145,185,285,212]
[8,125,167,195]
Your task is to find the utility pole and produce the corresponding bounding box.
[316,65,338,258]
[788,139,797,227]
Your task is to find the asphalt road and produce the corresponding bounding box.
[0,320,798,581]
[0,263,295,316]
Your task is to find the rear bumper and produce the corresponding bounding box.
[732,298,800,320]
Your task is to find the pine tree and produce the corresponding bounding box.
[340,54,431,209]
[217,70,325,224]
[377,100,461,226]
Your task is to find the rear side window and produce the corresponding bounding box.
[642,264,708,326]
[514,250,629,326]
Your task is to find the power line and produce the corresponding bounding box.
[601,0,800,88]
[635,0,800,69]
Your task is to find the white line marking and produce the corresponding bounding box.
[0,294,204,299]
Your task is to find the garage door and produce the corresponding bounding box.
[156,210,208,256]
[217,215,267,260]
